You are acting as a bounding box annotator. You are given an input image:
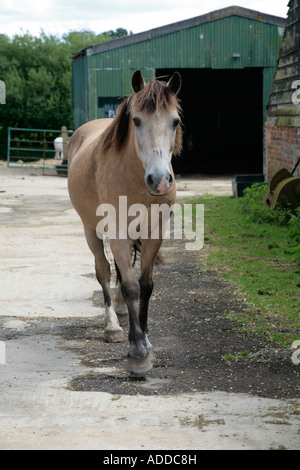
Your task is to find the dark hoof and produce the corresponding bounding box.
[127,353,153,377]
[104,326,124,343]
[117,312,129,327]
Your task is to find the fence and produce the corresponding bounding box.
[7,126,73,175]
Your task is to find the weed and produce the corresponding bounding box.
[288,208,300,268]
[223,350,250,361]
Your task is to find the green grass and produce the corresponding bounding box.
[222,350,250,361]
[183,194,300,348]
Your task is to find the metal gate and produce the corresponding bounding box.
[7,126,73,175]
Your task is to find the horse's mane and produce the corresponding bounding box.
[100,78,182,155]
[100,96,132,153]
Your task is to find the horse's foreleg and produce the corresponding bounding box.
[110,239,152,376]
[83,225,124,343]
[139,238,162,360]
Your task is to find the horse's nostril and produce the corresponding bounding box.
[147,174,154,187]
[168,173,173,185]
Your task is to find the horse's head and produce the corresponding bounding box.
[130,70,182,196]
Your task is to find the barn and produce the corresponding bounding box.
[71,6,286,175]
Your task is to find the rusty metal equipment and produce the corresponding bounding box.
[265,158,300,210]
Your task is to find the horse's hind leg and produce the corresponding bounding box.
[114,264,129,326]
[83,224,124,343]
[114,241,140,326]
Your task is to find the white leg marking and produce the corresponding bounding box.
[104,305,124,342]
[104,305,122,331]
[144,333,152,349]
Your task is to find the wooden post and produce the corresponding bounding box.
[61,125,68,161]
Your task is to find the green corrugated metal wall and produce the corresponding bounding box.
[72,14,284,127]
[72,55,89,126]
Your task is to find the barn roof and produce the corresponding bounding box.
[72,5,286,60]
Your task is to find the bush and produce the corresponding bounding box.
[238,182,293,225]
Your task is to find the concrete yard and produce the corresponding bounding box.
[0,167,299,450]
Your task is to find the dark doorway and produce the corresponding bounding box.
[156,68,263,174]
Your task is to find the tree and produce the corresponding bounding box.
[108,28,132,39]
[0,28,130,158]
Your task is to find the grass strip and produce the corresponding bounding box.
[182,194,300,348]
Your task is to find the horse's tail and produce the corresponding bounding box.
[133,240,166,267]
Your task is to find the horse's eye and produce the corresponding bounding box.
[133,116,141,127]
[173,117,180,128]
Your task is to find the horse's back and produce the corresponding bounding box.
[68,119,113,227]
[68,118,113,167]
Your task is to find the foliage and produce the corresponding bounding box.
[238,182,293,225]
[0,28,131,157]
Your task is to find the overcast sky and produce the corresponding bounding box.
[1,0,289,38]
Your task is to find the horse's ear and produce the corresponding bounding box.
[167,72,181,95]
[132,70,145,93]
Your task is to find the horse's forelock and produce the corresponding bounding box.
[132,80,182,155]
[132,79,180,115]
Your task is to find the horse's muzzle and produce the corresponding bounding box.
[145,171,174,195]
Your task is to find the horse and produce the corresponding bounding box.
[54,136,64,160]
[68,70,182,375]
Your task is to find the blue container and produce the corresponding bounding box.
[232,174,264,197]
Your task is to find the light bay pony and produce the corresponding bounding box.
[68,70,182,375]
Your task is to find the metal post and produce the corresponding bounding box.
[43,130,46,175]
[61,126,68,161]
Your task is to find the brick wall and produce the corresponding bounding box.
[265,117,300,182]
